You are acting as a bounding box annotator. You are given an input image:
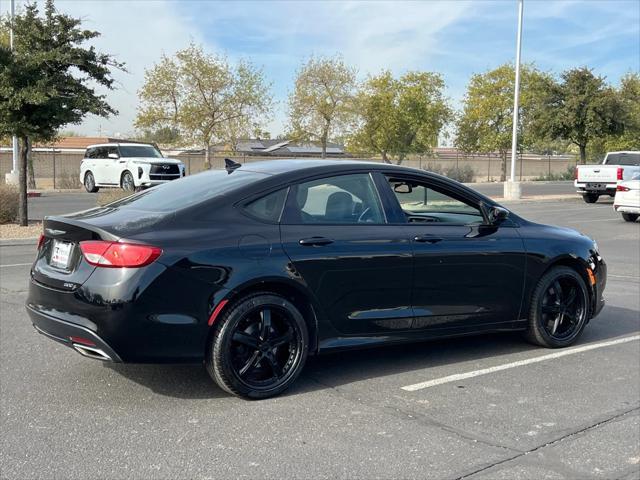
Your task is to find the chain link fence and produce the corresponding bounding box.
[0,148,576,189]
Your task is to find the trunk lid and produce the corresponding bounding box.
[577,165,618,183]
[33,217,121,291]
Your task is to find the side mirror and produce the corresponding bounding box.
[488,205,510,224]
[107,153,119,159]
[394,183,412,194]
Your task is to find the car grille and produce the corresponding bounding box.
[149,164,181,181]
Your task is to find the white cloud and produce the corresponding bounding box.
[45,0,205,137]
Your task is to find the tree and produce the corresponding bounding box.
[604,73,640,151]
[136,44,272,169]
[455,64,552,181]
[288,55,356,158]
[136,126,182,146]
[349,71,451,164]
[539,68,623,163]
[0,1,123,225]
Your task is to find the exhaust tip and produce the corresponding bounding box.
[72,344,112,361]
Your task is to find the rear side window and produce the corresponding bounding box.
[105,170,268,212]
[243,189,287,223]
[84,148,95,159]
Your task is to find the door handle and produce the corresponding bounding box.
[299,236,334,246]
[413,235,443,244]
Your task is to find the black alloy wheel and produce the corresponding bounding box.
[206,293,308,399]
[525,266,589,348]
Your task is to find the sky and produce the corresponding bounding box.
[2,0,639,140]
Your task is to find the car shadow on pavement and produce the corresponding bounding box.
[102,305,639,400]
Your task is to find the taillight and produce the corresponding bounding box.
[79,241,162,268]
[37,234,45,250]
[617,167,624,180]
[574,167,578,180]
[617,185,630,192]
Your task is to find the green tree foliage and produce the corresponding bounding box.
[0,0,123,225]
[455,64,553,181]
[288,55,356,158]
[349,71,451,164]
[604,73,640,151]
[537,67,623,163]
[135,44,272,168]
[136,126,182,146]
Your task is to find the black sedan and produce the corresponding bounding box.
[27,159,606,399]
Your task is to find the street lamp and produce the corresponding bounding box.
[504,0,524,199]
[5,0,19,186]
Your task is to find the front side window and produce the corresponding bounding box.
[387,176,483,225]
[288,173,385,224]
[106,146,119,159]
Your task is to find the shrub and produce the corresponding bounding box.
[57,171,81,189]
[424,163,476,183]
[0,184,19,224]
[97,189,134,206]
[533,165,575,181]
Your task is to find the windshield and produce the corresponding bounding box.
[105,169,269,212]
[606,153,640,166]
[119,145,164,158]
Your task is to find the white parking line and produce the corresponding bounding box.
[401,334,640,392]
[0,263,32,268]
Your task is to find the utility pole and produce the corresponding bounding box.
[504,0,524,199]
[5,0,20,185]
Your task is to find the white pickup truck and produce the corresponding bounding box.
[574,151,640,203]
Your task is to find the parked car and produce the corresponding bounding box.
[614,171,640,222]
[80,142,185,193]
[28,159,606,399]
[574,151,640,203]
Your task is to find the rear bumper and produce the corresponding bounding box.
[614,205,640,214]
[575,181,617,194]
[27,303,122,362]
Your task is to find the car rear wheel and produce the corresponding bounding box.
[206,292,309,399]
[622,213,639,222]
[524,266,589,348]
[84,171,99,193]
[121,171,135,192]
[583,193,599,203]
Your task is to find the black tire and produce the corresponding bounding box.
[524,266,589,348]
[84,171,99,193]
[622,213,639,222]
[121,171,135,192]
[206,292,309,399]
[583,193,599,203]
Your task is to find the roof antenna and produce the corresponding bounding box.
[224,158,242,173]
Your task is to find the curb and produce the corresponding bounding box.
[0,237,39,246]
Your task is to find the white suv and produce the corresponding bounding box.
[80,143,185,193]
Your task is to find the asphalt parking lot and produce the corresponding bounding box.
[1,196,638,479]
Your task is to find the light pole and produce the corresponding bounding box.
[5,0,19,185]
[504,0,524,199]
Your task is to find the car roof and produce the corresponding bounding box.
[607,151,640,154]
[236,158,411,176]
[85,143,155,149]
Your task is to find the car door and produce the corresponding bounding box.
[381,173,527,331]
[90,146,109,185]
[103,146,123,185]
[279,172,414,338]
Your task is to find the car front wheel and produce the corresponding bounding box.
[121,171,135,192]
[622,213,639,222]
[206,292,309,399]
[524,266,589,348]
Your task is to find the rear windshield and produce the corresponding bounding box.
[119,145,163,158]
[605,153,640,166]
[106,170,268,212]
